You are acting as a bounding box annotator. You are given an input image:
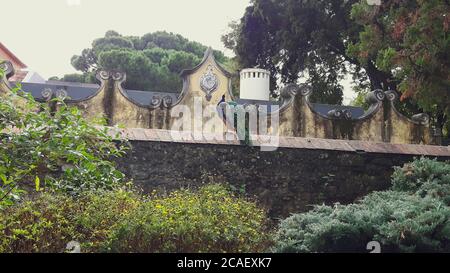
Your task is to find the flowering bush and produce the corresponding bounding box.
[105,184,271,253]
[0,190,139,253]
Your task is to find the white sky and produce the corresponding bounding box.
[1,0,355,103]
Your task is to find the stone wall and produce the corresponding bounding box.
[115,135,450,219]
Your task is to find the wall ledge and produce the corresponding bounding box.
[106,127,450,157]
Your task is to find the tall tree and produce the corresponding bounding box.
[224,0,449,136]
[58,31,229,92]
[222,0,380,104]
[349,0,450,135]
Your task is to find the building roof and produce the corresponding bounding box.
[124,89,179,106]
[310,103,365,119]
[14,80,366,115]
[16,81,100,101]
[12,80,180,105]
[0,42,27,69]
[233,99,365,117]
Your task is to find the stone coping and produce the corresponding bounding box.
[106,127,450,157]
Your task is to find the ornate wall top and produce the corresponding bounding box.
[0,49,437,145]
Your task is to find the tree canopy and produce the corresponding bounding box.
[222,0,364,104]
[55,31,229,92]
[349,0,450,135]
[223,0,449,135]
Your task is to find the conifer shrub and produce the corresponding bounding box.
[392,157,450,204]
[273,158,450,253]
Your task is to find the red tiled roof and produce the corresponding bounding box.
[0,42,27,69]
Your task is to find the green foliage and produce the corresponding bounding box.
[67,31,228,92]
[226,0,449,134]
[0,185,271,253]
[49,73,97,84]
[0,79,127,208]
[392,158,450,204]
[274,191,449,253]
[0,190,139,253]
[349,0,450,134]
[223,0,362,103]
[97,49,174,91]
[273,158,450,253]
[349,87,370,110]
[105,184,271,253]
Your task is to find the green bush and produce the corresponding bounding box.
[0,67,127,208]
[0,185,271,253]
[0,193,76,253]
[274,191,449,253]
[392,158,450,204]
[0,190,139,253]
[105,184,271,253]
[273,158,450,253]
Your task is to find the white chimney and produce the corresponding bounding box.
[239,68,270,101]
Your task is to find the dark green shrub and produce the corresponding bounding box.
[274,191,449,253]
[274,158,450,253]
[105,184,271,253]
[392,158,450,204]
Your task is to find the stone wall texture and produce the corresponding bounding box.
[116,138,450,219]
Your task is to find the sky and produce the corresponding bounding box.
[1,0,355,103]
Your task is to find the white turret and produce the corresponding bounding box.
[239,68,270,101]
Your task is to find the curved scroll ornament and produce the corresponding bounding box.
[298,84,313,97]
[162,95,173,108]
[98,70,111,81]
[200,65,219,101]
[278,83,312,109]
[148,95,173,109]
[111,71,125,81]
[385,90,430,125]
[97,70,125,82]
[384,90,397,102]
[150,96,162,108]
[55,89,68,100]
[280,84,300,99]
[412,113,430,125]
[366,89,386,104]
[41,88,68,101]
[280,83,312,98]
[41,88,53,101]
[327,109,353,120]
[0,61,14,79]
